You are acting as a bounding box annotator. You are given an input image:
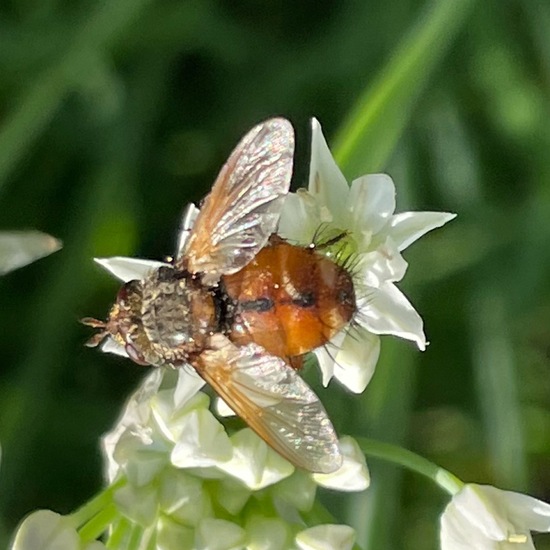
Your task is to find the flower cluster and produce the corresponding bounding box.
[102,367,367,549]
[12,367,367,549]
[279,118,456,393]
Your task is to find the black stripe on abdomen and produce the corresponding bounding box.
[238,297,274,312]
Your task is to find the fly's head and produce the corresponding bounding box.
[81,280,155,366]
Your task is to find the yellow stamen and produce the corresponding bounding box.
[507,533,528,543]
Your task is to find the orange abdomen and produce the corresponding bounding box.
[222,239,355,364]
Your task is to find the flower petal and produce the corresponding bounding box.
[347,174,396,238]
[442,485,513,546]
[278,190,322,244]
[500,487,550,533]
[102,369,165,481]
[113,483,160,526]
[357,282,426,350]
[10,510,82,550]
[94,257,169,282]
[110,369,164,430]
[440,484,548,549]
[156,517,195,550]
[440,498,495,549]
[313,331,346,387]
[465,484,550,536]
[313,436,369,491]
[214,397,237,418]
[121,445,169,487]
[271,471,317,512]
[216,428,294,490]
[152,390,209,441]
[100,337,128,358]
[308,118,349,224]
[246,516,290,550]
[195,518,247,550]
[389,211,457,252]
[173,368,205,409]
[356,240,408,287]
[176,203,200,257]
[0,231,61,275]
[168,408,233,468]
[158,470,212,526]
[295,524,356,550]
[332,329,380,394]
[216,478,252,515]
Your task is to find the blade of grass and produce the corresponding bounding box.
[333,0,475,177]
[470,287,528,490]
[347,342,416,549]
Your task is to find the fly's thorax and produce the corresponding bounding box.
[105,267,219,367]
[140,266,218,363]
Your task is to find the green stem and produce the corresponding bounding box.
[78,504,119,543]
[69,478,127,528]
[145,528,158,550]
[106,518,132,549]
[126,523,145,550]
[356,437,464,496]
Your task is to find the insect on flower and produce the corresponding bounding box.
[83,119,357,474]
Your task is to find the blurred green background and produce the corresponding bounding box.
[1,0,550,548]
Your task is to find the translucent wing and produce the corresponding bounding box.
[182,118,294,284]
[195,335,342,474]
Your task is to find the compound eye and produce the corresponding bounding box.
[117,280,141,303]
[125,342,149,366]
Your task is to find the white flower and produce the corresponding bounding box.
[278,118,456,393]
[295,524,356,550]
[245,515,291,549]
[101,366,367,546]
[440,484,550,549]
[215,428,295,490]
[0,231,61,275]
[10,510,106,550]
[313,436,369,491]
[195,518,247,550]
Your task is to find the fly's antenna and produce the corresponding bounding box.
[80,317,108,348]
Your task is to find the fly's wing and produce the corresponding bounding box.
[181,118,294,284]
[195,335,342,474]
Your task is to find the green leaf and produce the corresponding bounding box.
[333,0,475,177]
[470,288,528,489]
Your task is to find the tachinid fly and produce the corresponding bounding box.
[83,118,356,474]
